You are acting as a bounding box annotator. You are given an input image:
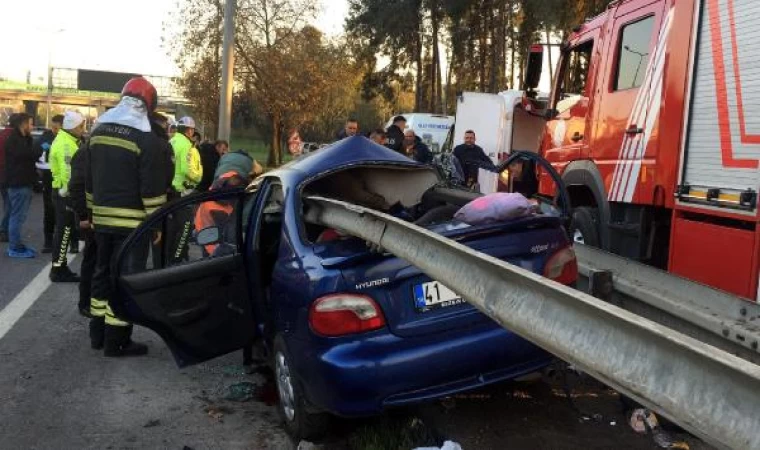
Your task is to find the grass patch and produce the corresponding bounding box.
[347,414,441,450]
[229,135,295,168]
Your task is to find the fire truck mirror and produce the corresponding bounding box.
[524,44,543,91]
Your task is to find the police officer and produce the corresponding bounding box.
[170,116,202,196]
[36,114,63,254]
[49,111,86,282]
[385,115,407,154]
[86,77,170,356]
[168,116,202,264]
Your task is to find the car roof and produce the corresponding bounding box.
[267,135,425,186]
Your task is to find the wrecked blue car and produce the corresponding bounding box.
[114,136,576,440]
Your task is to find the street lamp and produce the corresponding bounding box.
[46,28,65,128]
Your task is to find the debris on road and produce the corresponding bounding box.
[225,381,259,402]
[414,441,464,450]
[629,409,690,450]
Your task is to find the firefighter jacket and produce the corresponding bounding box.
[49,129,79,194]
[86,123,170,233]
[170,132,203,192]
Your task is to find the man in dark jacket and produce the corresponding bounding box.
[0,113,19,243]
[385,115,406,154]
[403,129,433,164]
[197,140,227,191]
[5,113,42,258]
[452,129,495,187]
[36,114,63,253]
[335,118,359,141]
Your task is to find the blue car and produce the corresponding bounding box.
[113,137,577,440]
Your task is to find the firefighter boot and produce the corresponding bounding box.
[89,317,105,350]
[49,266,81,283]
[41,233,53,254]
[103,325,148,357]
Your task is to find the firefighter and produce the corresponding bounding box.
[48,111,86,283]
[86,77,170,356]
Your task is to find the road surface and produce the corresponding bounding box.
[0,194,710,449]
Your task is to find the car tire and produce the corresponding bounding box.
[571,206,601,247]
[273,336,330,442]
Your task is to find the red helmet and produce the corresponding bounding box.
[121,77,158,112]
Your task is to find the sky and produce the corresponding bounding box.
[1,0,349,83]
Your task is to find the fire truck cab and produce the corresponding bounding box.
[531,0,760,300]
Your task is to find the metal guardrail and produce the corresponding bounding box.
[305,196,760,450]
[576,245,760,365]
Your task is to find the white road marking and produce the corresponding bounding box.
[0,249,81,341]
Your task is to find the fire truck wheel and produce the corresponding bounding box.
[571,206,600,247]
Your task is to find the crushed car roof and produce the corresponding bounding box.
[267,136,426,184]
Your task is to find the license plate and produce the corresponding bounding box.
[414,281,465,312]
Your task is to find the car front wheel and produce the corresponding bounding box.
[273,336,330,442]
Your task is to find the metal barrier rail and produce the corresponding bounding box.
[576,245,760,365]
[305,196,760,450]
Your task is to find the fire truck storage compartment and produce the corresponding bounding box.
[679,0,760,208]
[669,210,757,300]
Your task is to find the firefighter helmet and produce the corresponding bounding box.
[121,77,158,112]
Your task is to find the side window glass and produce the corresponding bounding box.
[615,16,655,90]
[120,194,244,275]
[556,40,594,112]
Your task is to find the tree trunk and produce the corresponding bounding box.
[431,0,443,113]
[415,25,424,112]
[268,111,282,167]
[508,1,515,89]
[478,0,489,91]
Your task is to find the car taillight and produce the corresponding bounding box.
[309,294,386,337]
[544,246,578,285]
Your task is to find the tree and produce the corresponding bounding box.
[166,0,322,165]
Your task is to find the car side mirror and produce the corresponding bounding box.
[196,227,220,246]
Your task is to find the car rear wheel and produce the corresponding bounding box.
[571,206,600,247]
[273,336,330,442]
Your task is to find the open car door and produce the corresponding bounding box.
[112,186,258,367]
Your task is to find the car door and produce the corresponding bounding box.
[113,186,260,367]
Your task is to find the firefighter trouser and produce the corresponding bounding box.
[52,190,75,268]
[90,232,148,343]
[79,228,96,314]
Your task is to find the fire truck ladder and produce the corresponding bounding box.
[306,196,760,450]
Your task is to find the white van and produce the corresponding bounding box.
[385,113,453,153]
[451,90,547,193]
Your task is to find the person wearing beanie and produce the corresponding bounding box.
[48,111,86,282]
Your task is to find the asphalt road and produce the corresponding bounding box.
[0,194,711,450]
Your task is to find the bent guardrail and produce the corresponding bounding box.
[305,196,760,450]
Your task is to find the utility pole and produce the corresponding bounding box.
[217,0,236,141]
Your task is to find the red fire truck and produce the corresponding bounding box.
[525,0,760,300]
